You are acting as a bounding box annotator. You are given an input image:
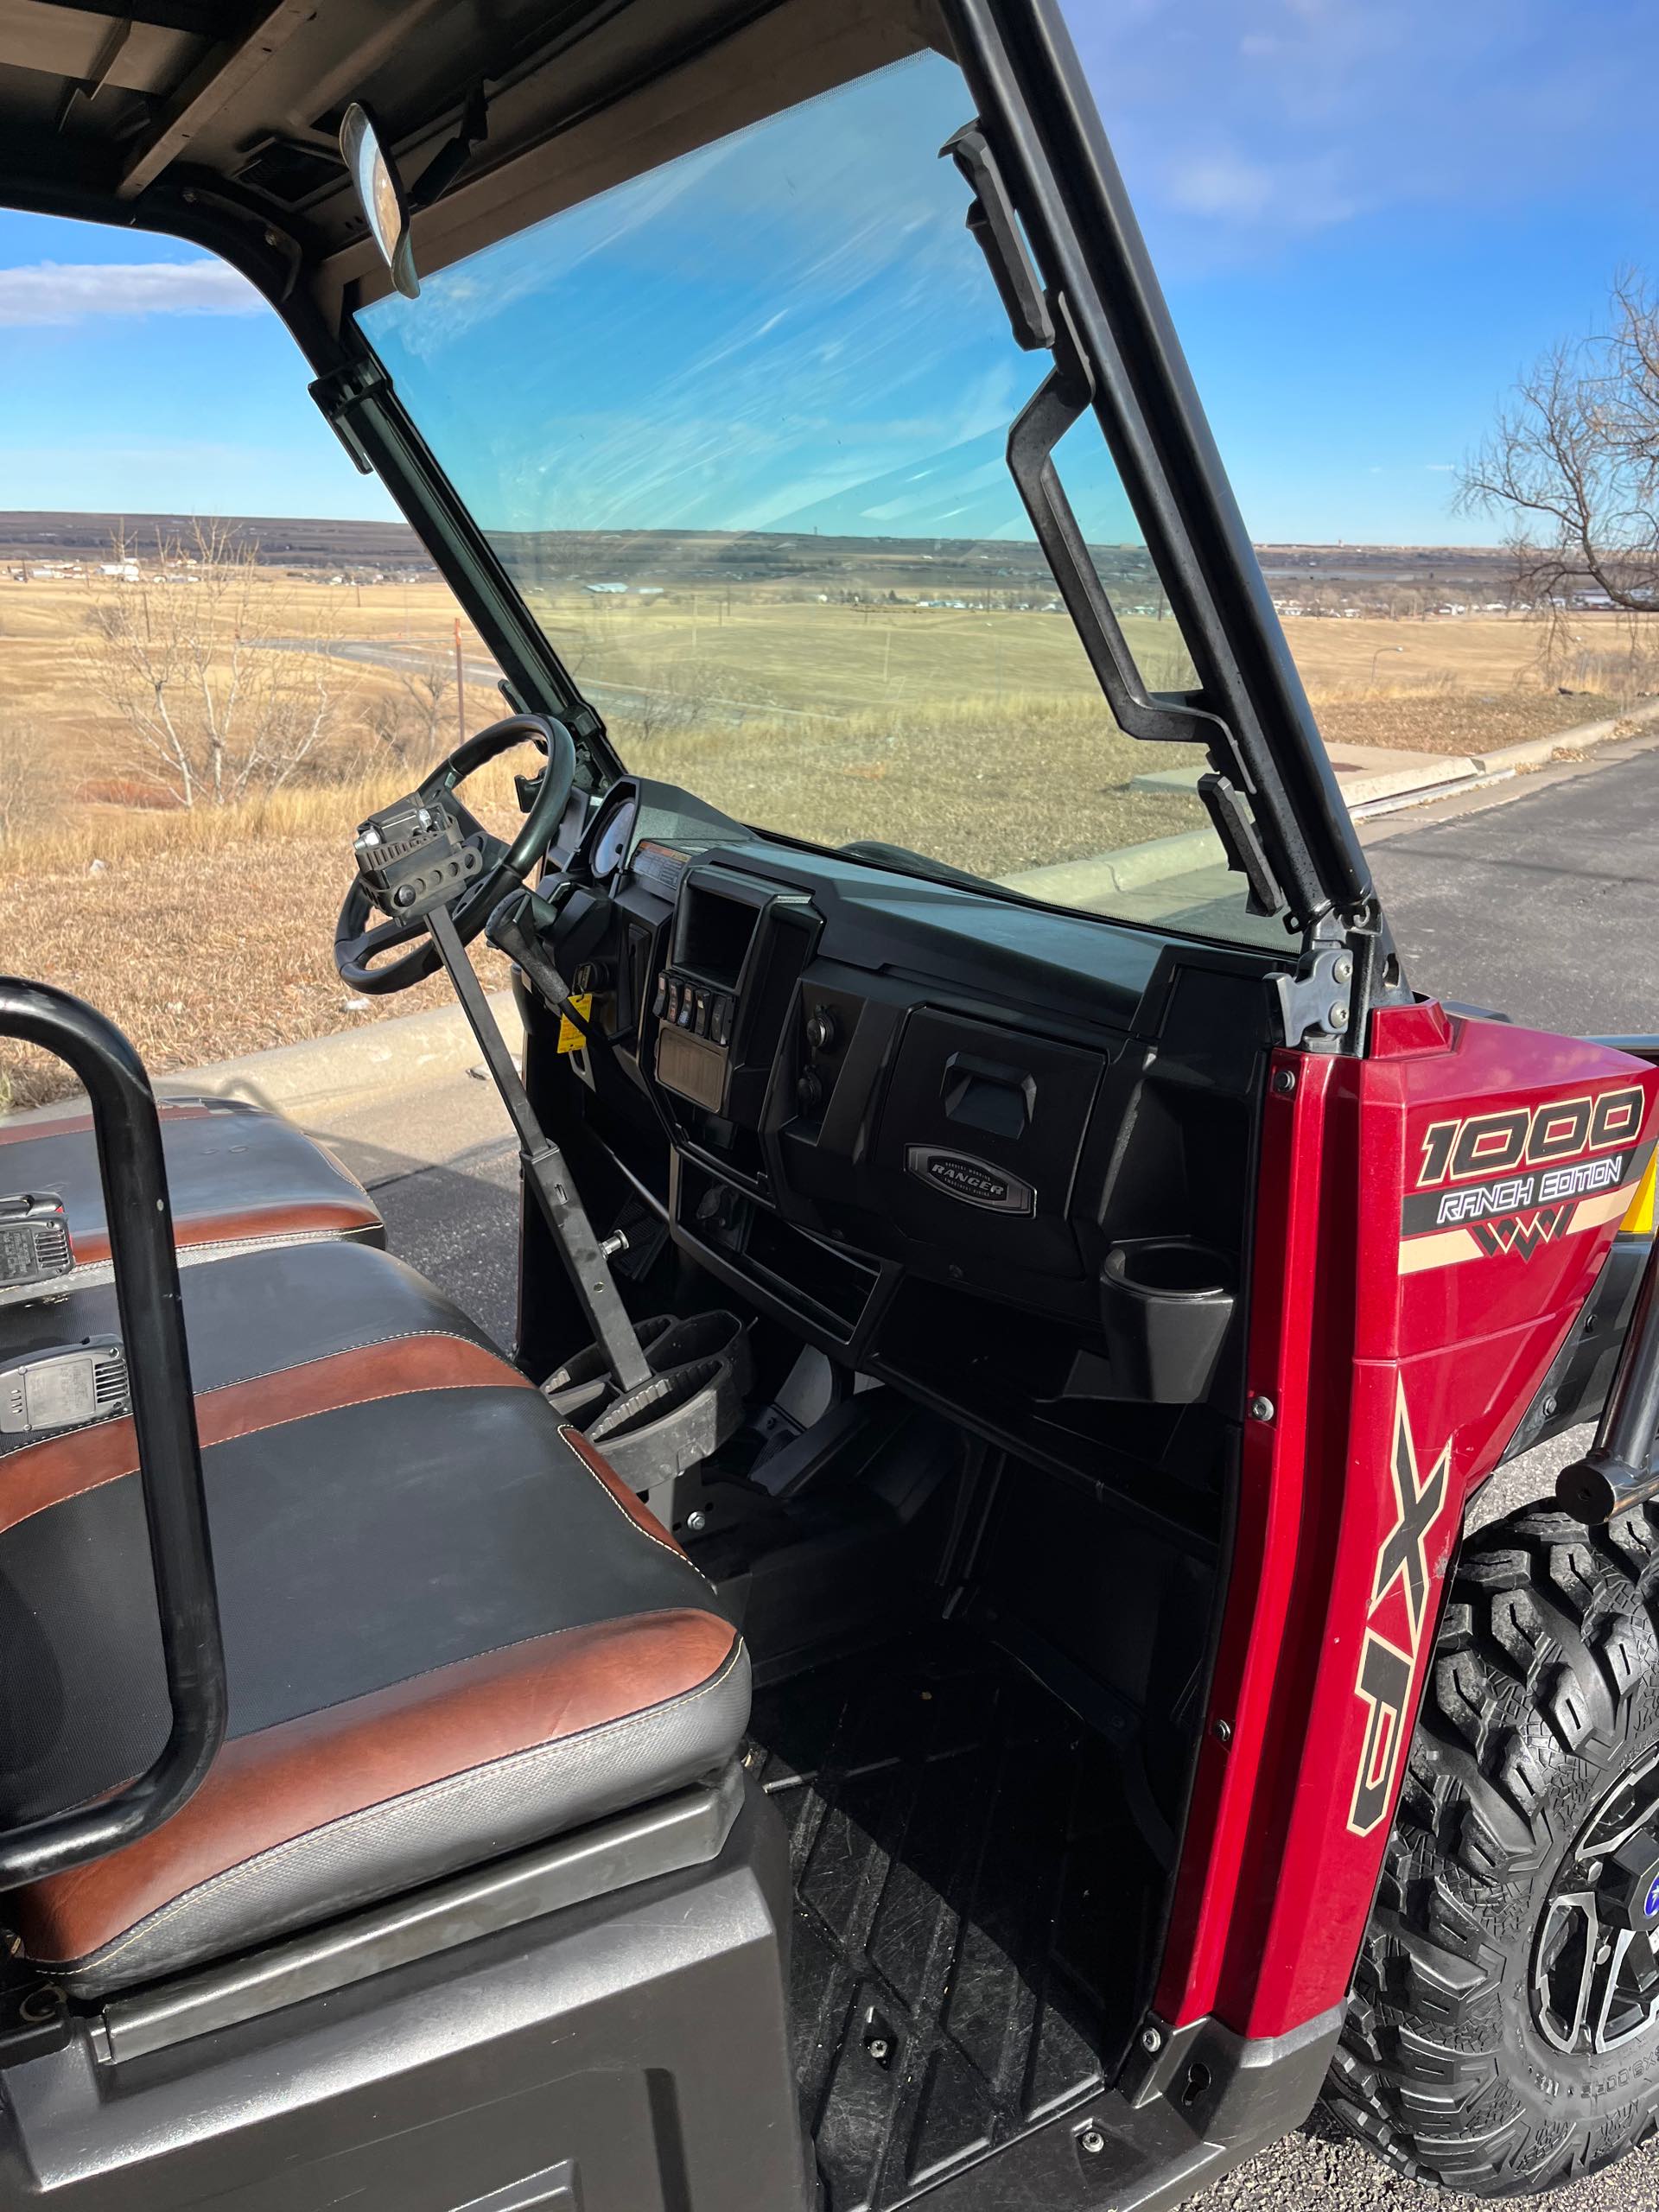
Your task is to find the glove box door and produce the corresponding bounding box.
[868,1007,1106,1279]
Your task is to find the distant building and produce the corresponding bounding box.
[584,582,628,594]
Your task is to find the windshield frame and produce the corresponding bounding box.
[327,0,1381,988]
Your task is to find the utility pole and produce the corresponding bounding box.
[454,615,466,741]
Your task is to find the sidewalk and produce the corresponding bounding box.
[1130,738,1497,821]
[1006,696,1659,914]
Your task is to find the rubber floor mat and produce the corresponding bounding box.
[746,1637,1161,2211]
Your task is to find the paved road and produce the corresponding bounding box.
[1368,739,1659,1036]
[314,739,1659,2212]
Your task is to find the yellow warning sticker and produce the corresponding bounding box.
[556,993,593,1054]
[1624,1152,1657,1237]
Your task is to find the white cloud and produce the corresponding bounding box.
[1166,154,1276,221]
[0,259,263,327]
[1164,148,1359,231]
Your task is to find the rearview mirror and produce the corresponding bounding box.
[340,102,419,300]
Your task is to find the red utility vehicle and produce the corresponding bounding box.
[2,3,1656,2206]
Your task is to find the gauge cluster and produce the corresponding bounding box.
[588,793,637,881]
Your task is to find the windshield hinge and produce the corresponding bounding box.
[308,359,392,476]
[1270,915,1357,1052]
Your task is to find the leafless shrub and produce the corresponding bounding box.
[75,521,343,807]
[616,660,715,746]
[363,653,458,764]
[0,717,49,844]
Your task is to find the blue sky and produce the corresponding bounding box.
[3,0,1657,544]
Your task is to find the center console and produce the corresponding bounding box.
[653,868,816,1126]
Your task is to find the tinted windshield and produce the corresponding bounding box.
[361,48,1287,947]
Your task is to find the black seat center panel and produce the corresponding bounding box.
[522,777,1280,1525]
[0,1095,383,1309]
[0,1237,748,1997]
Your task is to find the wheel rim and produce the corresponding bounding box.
[1533,1743,1659,2056]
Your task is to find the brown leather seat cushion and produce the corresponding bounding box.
[0,1096,382,1300]
[0,1244,747,1995]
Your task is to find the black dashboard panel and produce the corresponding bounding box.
[523,775,1279,1503]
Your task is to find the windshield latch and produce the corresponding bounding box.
[942,124,1052,352]
[1197,773,1281,918]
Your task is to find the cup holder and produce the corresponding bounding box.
[649,1311,753,1397]
[584,1351,741,1489]
[542,1314,675,1421]
[1098,1238,1234,1405]
[542,1309,751,1423]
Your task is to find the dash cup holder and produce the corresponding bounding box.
[1098,1238,1234,1405]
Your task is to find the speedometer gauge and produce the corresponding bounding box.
[589,795,637,880]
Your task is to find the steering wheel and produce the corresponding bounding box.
[334,713,577,996]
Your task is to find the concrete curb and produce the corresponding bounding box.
[1001,696,1659,907]
[0,992,523,1133]
[1471,695,1659,773]
[156,992,524,1116]
[1000,830,1218,906]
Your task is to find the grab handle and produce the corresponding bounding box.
[0,980,226,1887]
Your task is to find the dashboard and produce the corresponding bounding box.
[521,774,1277,1520]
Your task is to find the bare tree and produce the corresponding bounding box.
[76,522,341,807]
[1461,275,1659,619]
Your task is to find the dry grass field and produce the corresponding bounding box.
[0,567,1645,1109]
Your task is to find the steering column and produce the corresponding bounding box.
[339,715,651,1395]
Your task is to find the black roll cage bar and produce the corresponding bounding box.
[0,982,227,1890]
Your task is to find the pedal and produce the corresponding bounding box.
[0,1338,130,1439]
[0,1192,74,1291]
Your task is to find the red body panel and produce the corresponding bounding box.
[1156,1006,1659,2040]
